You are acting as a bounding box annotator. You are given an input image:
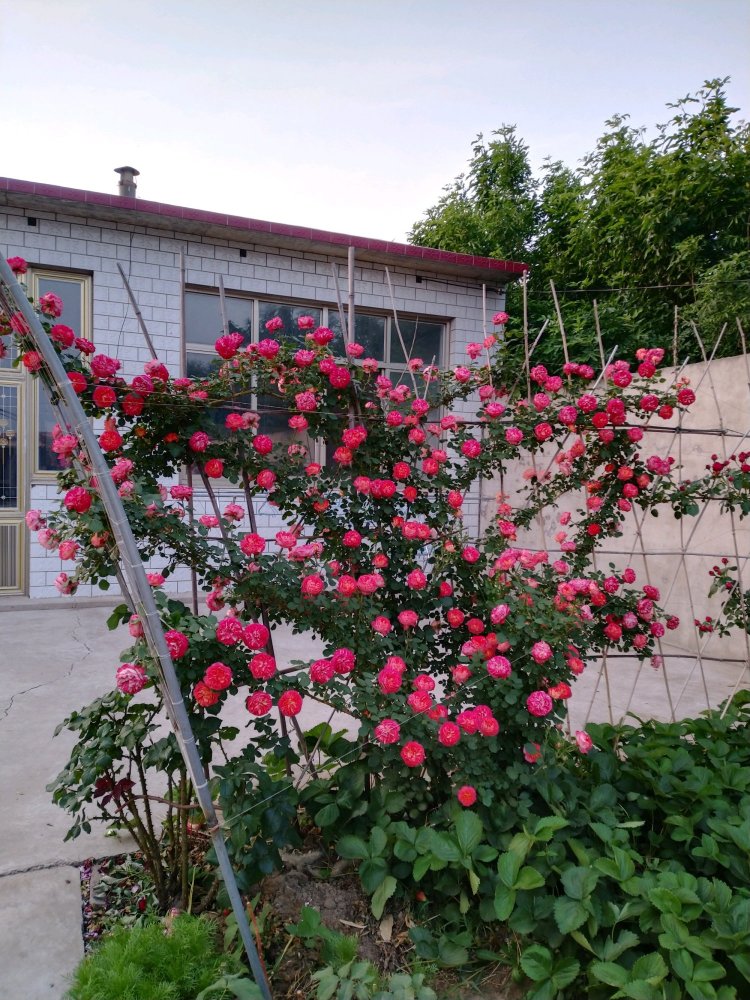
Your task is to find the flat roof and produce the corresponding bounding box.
[0,176,528,285]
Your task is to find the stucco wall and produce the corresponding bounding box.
[479,355,750,723]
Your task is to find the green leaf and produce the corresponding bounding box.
[693,959,726,982]
[493,884,517,921]
[554,895,588,933]
[520,944,554,981]
[359,858,388,894]
[468,868,480,894]
[619,981,661,1000]
[314,803,340,828]
[551,956,580,989]
[369,825,388,857]
[515,866,545,890]
[371,875,397,920]
[437,937,469,967]
[591,961,628,987]
[561,866,599,900]
[428,831,461,863]
[632,953,669,984]
[336,835,369,860]
[533,815,570,841]
[497,850,523,888]
[455,810,484,855]
[670,948,694,981]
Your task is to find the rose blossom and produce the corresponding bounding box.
[204,661,233,691]
[278,690,303,716]
[194,681,219,707]
[250,653,277,680]
[526,690,554,717]
[531,641,553,664]
[64,487,92,514]
[216,617,244,645]
[457,785,477,807]
[575,730,594,754]
[164,630,189,658]
[374,719,401,744]
[438,722,461,747]
[246,692,273,716]
[400,741,426,767]
[301,574,325,599]
[243,622,270,649]
[116,663,148,695]
[371,615,392,635]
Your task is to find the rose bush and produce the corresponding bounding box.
[4,255,747,909]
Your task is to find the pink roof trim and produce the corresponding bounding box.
[0,176,529,277]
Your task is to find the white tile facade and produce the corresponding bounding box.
[1,202,507,598]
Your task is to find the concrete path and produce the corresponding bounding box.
[0,599,340,999]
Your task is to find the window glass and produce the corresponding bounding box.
[258,302,321,350]
[185,291,252,347]
[35,274,87,472]
[327,312,385,360]
[389,319,443,367]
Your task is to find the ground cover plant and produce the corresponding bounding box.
[2,255,750,997]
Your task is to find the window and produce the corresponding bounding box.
[28,270,92,473]
[184,288,445,462]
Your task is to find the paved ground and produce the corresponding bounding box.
[0,599,336,999]
[0,599,745,998]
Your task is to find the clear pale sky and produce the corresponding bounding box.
[1,0,748,241]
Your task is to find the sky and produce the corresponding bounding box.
[1,0,748,242]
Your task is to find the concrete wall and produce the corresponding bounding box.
[479,355,750,724]
[1,201,504,598]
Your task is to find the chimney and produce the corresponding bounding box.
[114,166,139,198]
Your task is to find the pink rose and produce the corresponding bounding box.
[54,572,78,595]
[492,311,509,325]
[531,641,553,664]
[250,653,276,679]
[215,333,244,359]
[278,689,303,717]
[7,256,27,275]
[164,630,189,658]
[246,692,273,716]
[526,690,553,717]
[575,730,594,754]
[371,615,392,636]
[25,510,45,531]
[301,574,325,599]
[116,662,148,695]
[400,741,426,767]
[243,622,270,649]
[457,785,477,807]
[486,656,511,679]
[64,487,92,514]
[204,661,233,691]
[374,719,401,744]
[438,722,461,747]
[39,291,63,317]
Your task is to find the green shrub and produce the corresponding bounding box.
[65,914,253,1000]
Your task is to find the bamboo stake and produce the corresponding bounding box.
[117,263,158,359]
[347,246,355,348]
[385,266,418,394]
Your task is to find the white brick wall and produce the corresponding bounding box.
[2,206,505,598]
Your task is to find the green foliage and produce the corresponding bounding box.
[489,695,750,998]
[65,914,253,1000]
[410,78,750,372]
[289,906,436,1000]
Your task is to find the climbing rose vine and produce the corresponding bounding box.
[6,255,743,879]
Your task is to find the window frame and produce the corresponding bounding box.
[28,268,92,478]
[183,286,448,471]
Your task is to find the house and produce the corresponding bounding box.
[0,171,527,599]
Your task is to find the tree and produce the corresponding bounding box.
[409,79,750,377]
